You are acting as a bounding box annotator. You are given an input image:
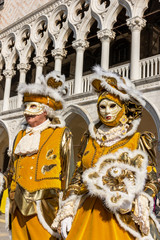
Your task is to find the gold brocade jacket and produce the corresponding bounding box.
[5,126,73,227]
[65,130,160,238]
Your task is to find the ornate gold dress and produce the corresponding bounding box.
[65,121,160,240]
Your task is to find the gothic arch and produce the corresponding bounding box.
[68,0,92,40]
[0,120,9,171]
[119,0,149,18]
[48,4,69,47]
[63,104,92,162]
[142,97,160,150]
[2,33,18,69]
[16,24,31,51]
[63,104,93,125]
[0,118,23,152]
[30,15,50,56]
[138,97,160,172]
[90,0,122,30]
[16,24,34,63]
[57,27,72,49]
[0,120,9,137]
[118,0,133,17]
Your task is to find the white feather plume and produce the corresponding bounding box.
[91,65,146,106]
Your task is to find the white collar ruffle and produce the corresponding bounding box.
[14,119,51,156]
[89,118,141,147]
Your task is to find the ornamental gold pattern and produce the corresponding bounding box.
[102,168,135,194]
[46,149,57,160]
[82,148,148,212]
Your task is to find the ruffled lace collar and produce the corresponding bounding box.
[89,118,141,147]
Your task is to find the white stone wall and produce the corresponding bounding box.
[0,0,51,30]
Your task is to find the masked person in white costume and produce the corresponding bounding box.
[0,71,74,240]
[52,66,160,240]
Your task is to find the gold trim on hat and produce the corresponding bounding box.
[92,77,117,92]
[23,93,63,110]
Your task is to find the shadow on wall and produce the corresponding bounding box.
[138,108,160,176]
[3,147,9,173]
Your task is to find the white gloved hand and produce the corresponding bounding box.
[119,199,132,214]
[133,194,150,235]
[61,216,73,239]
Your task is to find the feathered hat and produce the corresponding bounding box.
[91,65,145,107]
[90,65,145,126]
[17,71,68,127]
[18,70,67,112]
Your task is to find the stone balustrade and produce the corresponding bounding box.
[0,54,160,113]
[140,55,160,79]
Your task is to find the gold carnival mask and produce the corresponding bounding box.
[99,99,122,123]
[23,102,44,116]
[97,92,126,127]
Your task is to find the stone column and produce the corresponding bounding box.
[17,63,30,108]
[127,16,146,80]
[3,69,16,111]
[72,39,89,94]
[97,29,115,70]
[33,56,47,83]
[52,48,67,73]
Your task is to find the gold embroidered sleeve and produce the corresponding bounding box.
[63,131,89,199]
[139,131,159,197]
[60,128,74,191]
[64,161,84,198]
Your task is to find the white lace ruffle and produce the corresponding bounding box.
[14,119,51,156]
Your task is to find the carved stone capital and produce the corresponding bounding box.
[97,29,115,41]
[3,69,16,78]
[72,39,89,51]
[7,119,22,142]
[127,16,146,31]
[17,63,31,72]
[51,48,67,58]
[33,56,48,66]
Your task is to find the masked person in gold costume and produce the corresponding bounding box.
[0,71,74,240]
[52,66,160,240]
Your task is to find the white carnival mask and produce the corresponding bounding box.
[99,99,122,122]
[23,102,44,115]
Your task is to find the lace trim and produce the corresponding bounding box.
[95,124,129,147]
